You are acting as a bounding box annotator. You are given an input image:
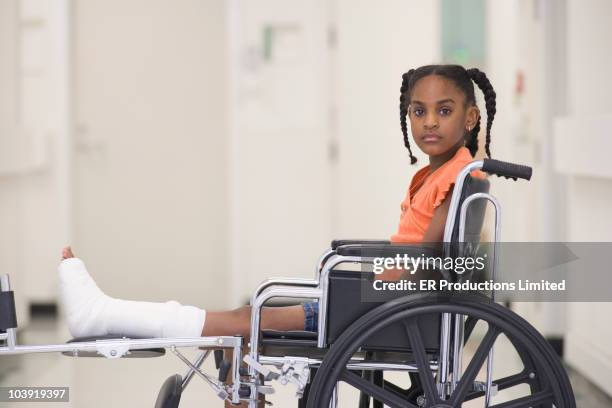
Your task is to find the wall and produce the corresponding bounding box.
[333,0,440,239]
[227,0,334,304]
[0,0,71,327]
[556,0,612,395]
[71,0,229,308]
[226,0,443,305]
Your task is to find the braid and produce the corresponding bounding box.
[400,69,417,164]
[466,68,496,158]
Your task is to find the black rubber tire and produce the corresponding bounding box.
[306,292,575,408]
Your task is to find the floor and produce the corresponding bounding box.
[1,315,611,407]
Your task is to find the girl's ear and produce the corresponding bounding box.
[466,105,480,129]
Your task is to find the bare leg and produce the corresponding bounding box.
[222,345,267,408]
[203,302,306,407]
[204,307,305,407]
[202,305,306,340]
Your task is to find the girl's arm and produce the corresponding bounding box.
[376,186,454,281]
[422,185,454,243]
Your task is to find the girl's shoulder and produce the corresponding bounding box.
[428,147,486,208]
[433,147,486,182]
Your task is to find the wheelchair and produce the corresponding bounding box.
[0,158,576,407]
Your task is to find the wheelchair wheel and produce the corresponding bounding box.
[306,292,575,408]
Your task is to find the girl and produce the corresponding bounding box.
[58,64,495,344]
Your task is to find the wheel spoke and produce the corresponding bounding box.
[495,370,533,391]
[489,390,555,408]
[372,370,384,408]
[340,370,419,408]
[404,319,440,404]
[405,372,425,401]
[464,316,479,344]
[462,371,534,401]
[382,379,408,394]
[358,371,371,408]
[450,324,500,405]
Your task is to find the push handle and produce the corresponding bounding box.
[482,158,532,181]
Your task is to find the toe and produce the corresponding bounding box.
[62,246,75,259]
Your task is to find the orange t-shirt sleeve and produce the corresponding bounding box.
[431,164,487,209]
[431,171,457,209]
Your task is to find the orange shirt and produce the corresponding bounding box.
[390,147,485,243]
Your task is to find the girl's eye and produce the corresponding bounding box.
[440,108,452,116]
[412,108,424,117]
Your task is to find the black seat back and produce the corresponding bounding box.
[450,174,490,249]
[327,270,441,352]
[446,175,490,281]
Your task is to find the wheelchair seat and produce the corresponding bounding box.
[261,330,317,346]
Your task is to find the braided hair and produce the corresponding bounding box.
[399,69,417,164]
[399,65,497,164]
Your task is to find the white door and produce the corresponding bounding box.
[228,0,334,304]
[72,0,229,308]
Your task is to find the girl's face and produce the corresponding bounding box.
[408,75,479,159]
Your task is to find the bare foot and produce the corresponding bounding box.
[62,246,74,260]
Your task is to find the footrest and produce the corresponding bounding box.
[61,335,166,358]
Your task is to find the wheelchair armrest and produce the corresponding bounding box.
[251,278,318,307]
[316,240,390,277]
[249,283,323,359]
[330,239,390,250]
[335,243,442,258]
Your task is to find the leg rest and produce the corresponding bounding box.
[62,335,165,358]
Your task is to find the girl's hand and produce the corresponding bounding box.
[62,246,75,260]
[374,266,405,282]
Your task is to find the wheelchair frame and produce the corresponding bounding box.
[0,158,575,408]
